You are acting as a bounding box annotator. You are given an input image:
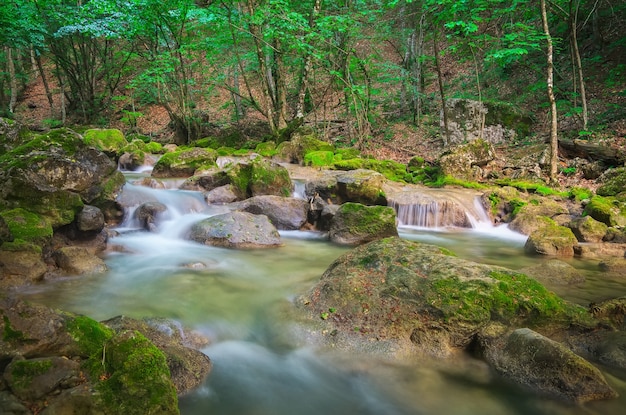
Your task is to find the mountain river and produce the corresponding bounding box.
[16,170,626,415]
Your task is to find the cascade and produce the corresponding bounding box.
[387,188,490,228]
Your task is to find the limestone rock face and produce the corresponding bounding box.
[480,328,617,403]
[442,99,531,145]
[439,139,496,181]
[188,211,281,248]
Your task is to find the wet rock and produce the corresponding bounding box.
[118,151,145,171]
[152,147,217,178]
[4,356,82,401]
[335,169,387,206]
[0,245,47,289]
[52,246,107,275]
[102,316,211,396]
[76,205,105,233]
[180,169,230,191]
[225,159,292,198]
[188,211,281,249]
[524,217,578,256]
[204,184,240,204]
[297,237,586,358]
[520,259,585,286]
[568,216,609,243]
[231,195,309,230]
[329,203,398,245]
[599,258,626,276]
[480,328,617,403]
[132,176,166,189]
[134,201,168,231]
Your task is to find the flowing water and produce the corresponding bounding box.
[16,171,626,415]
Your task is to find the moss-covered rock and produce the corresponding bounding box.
[524,217,578,256]
[152,147,218,178]
[0,117,31,155]
[226,158,292,198]
[275,131,334,164]
[0,127,124,228]
[298,237,590,357]
[0,208,53,246]
[596,167,626,199]
[583,195,626,227]
[439,139,496,181]
[304,150,335,167]
[568,215,609,243]
[0,214,12,246]
[480,328,617,403]
[83,128,128,156]
[254,141,277,157]
[0,242,47,288]
[329,203,398,245]
[509,199,569,235]
[94,330,179,415]
[336,169,387,206]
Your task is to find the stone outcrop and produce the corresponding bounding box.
[152,147,218,178]
[524,217,578,256]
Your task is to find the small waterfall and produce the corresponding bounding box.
[387,189,491,229]
[292,179,307,200]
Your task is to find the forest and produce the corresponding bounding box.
[1,0,625,165]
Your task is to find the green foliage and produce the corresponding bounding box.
[569,187,593,202]
[494,179,568,197]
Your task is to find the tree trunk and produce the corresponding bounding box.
[34,52,54,115]
[6,47,17,114]
[433,30,449,146]
[296,0,322,121]
[541,0,559,182]
[570,0,588,130]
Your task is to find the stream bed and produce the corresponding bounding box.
[16,176,626,415]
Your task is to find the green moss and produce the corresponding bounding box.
[334,147,360,160]
[83,129,128,155]
[144,141,163,154]
[428,270,590,326]
[569,186,593,202]
[216,146,236,156]
[596,167,626,197]
[255,141,277,157]
[95,331,179,415]
[337,203,397,235]
[0,128,80,170]
[2,314,25,342]
[509,198,527,218]
[0,239,42,253]
[304,150,335,167]
[494,179,568,197]
[66,315,114,358]
[583,195,626,227]
[9,359,53,390]
[0,208,53,245]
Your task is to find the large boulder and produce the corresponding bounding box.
[83,128,128,157]
[302,169,388,206]
[596,167,626,199]
[0,128,125,227]
[231,195,309,230]
[275,130,334,164]
[297,237,587,357]
[1,298,209,414]
[152,147,218,178]
[442,99,531,145]
[225,159,292,199]
[509,200,569,235]
[583,196,626,227]
[188,211,281,249]
[479,328,617,403]
[329,203,398,245]
[567,215,608,243]
[519,259,585,286]
[524,217,578,256]
[102,316,211,396]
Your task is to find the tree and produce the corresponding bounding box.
[541,0,559,182]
